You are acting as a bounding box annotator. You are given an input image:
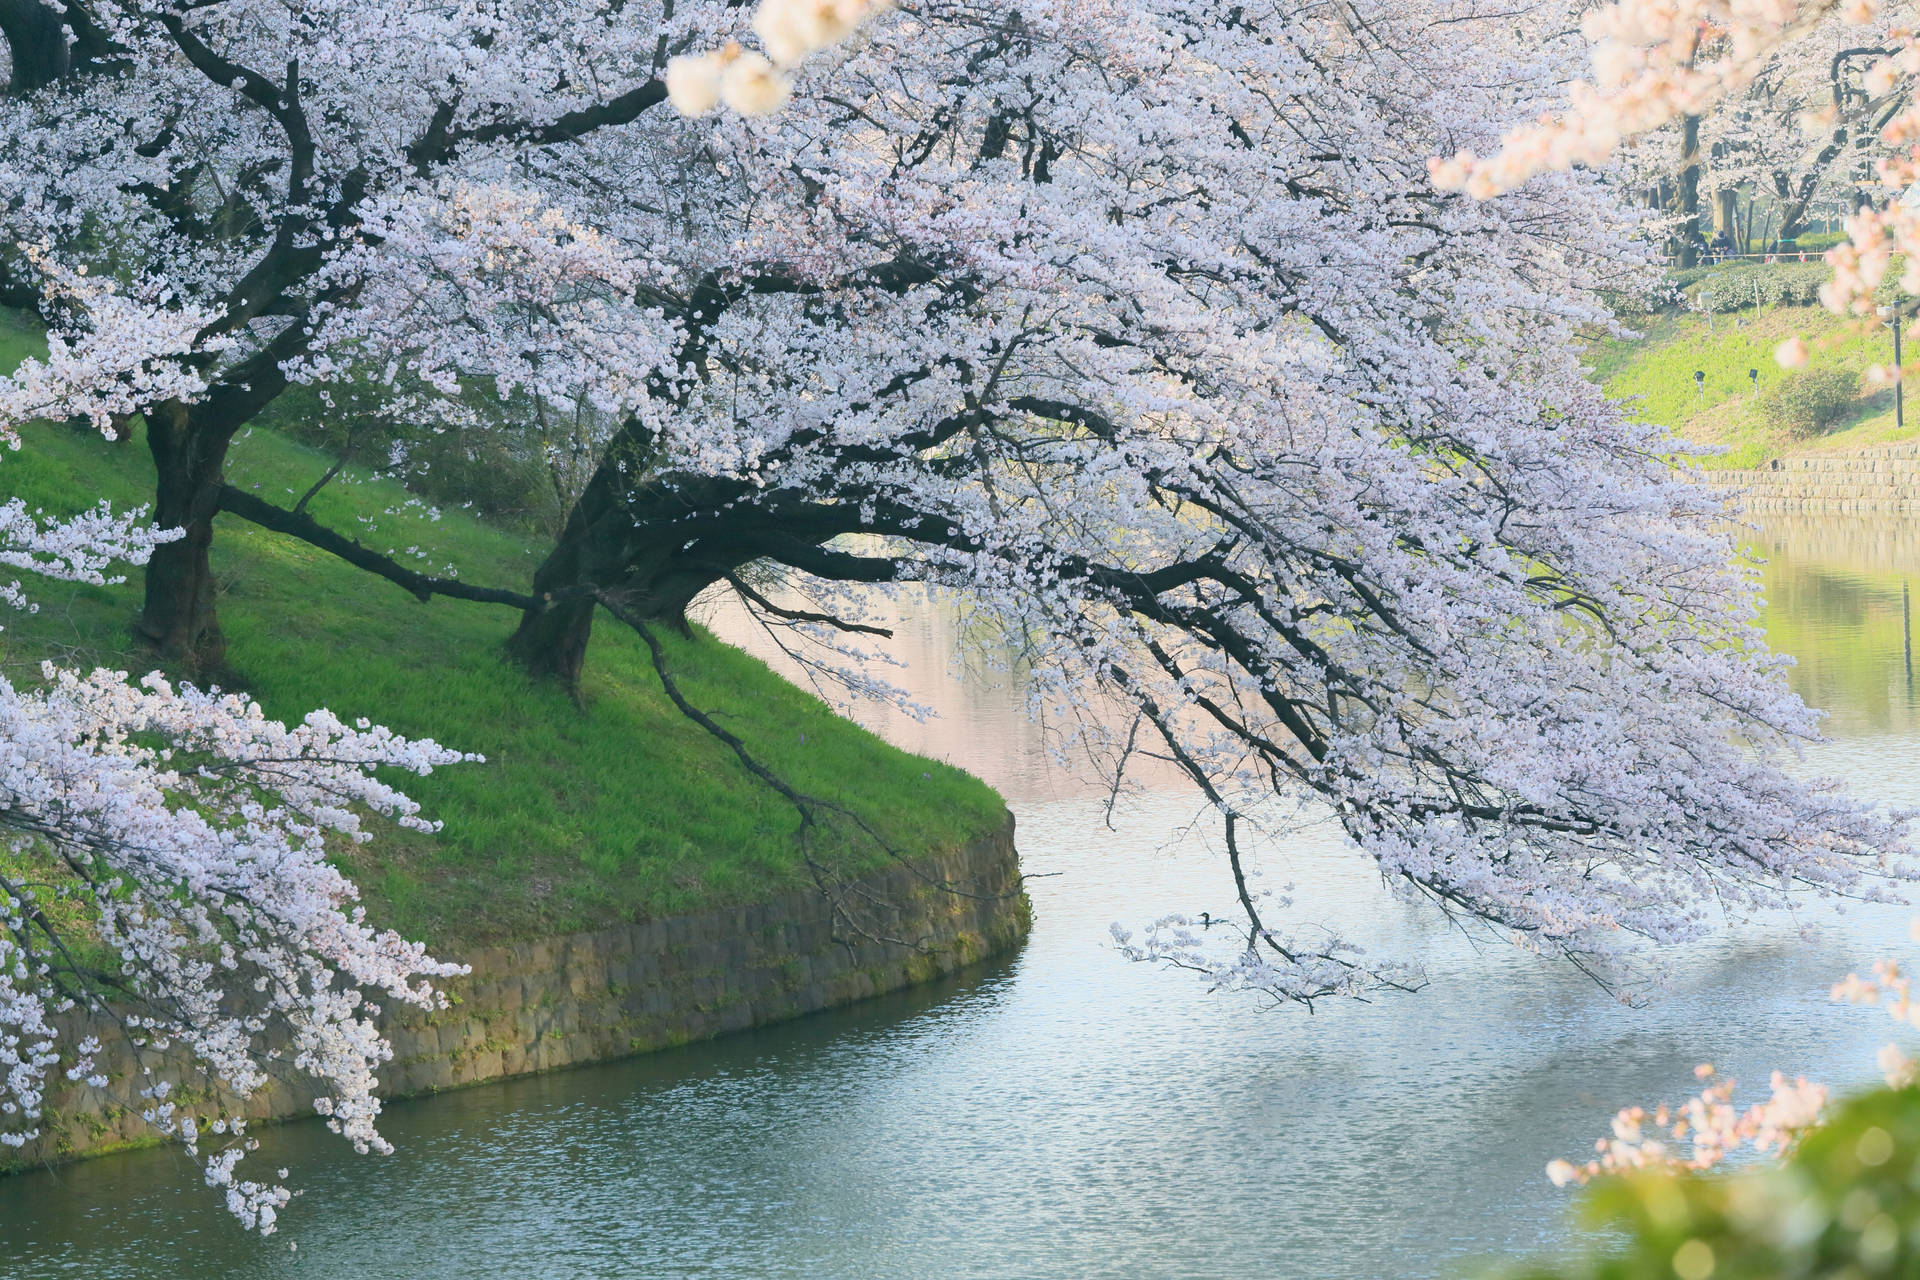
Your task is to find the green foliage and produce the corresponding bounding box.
[1502,1085,1920,1280]
[1793,231,1850,253]
[0,354,1006,946]
[265,379,568,536]
[1757,368,1862,437]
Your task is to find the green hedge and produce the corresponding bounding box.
[1683,262,1831,312]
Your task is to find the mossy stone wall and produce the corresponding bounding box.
[1721,445,1920,513]
[7,815,1028,1171]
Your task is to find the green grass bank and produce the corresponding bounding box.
[1587,271,1917,469]
[0,312,1007,950]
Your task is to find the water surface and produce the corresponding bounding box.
[6,516,1920,1279]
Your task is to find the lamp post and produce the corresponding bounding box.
[1880,304,1906,430]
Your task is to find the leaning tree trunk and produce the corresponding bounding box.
[508,451,767,686]
[138,401,230,669]
[506,501,739,686]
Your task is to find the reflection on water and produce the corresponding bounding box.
[1750,517,1920,737]
[6,520,1920,1279]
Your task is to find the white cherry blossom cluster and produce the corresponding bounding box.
[0,660,476,1231]
[0,250,219,442]
[666,0,892,116]
[305,182,669,413]
[1429,0,1837,198]
[0,498,180,613]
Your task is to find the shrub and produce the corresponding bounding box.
[1756,367,1859,436]
[1793,230,1849,252]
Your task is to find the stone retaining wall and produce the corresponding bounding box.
[5,815,1028,1172]
[1715,444,1920,514]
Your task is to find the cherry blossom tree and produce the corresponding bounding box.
[489,0,1917,1006]
[0,0,1912,1018]
[0,0,910,1232]
[0,124,476,1238]
[1609,10,1902,258]
[0,0,888,666]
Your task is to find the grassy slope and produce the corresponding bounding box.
[0,312,1004,947]
[1587,305,1919,469]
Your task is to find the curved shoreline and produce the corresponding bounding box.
[5,814,1029,1173]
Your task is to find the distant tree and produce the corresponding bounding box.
[1434,0,1920,314]
[1614,11,1905,257]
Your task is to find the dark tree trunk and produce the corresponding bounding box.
[0,0,73,93]
[508,592,600,687]
[137,401,228,669]
[506,415,933,686]
[506,474,733,684]
[0,0,114,94]
[506,431,779,685]
[506,491,738,685]
[506,446,637,682]
[1714,188,1737,239]
[1673,115,1703,267]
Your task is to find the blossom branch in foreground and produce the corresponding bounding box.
[665,0,893,115]
[0,250,221,440]
[0,502,475,1231]
[1544,916,1920,1189]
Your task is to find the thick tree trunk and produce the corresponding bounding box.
[0,0,73,93]
[138,401,228,669]
[506,451,635,682]
[508,592,600,686]
[0,0,114,94]
[507,441,763,684]
[506,511,735,685]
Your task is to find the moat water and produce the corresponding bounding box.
[7,515,1920,1278]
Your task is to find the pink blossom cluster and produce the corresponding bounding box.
[1545,917,1920,1188]
[0,336,471,1227]
[1546,1065,1829,1187]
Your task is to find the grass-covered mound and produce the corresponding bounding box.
[0,312,1006,948]
[1586,292,1914,469]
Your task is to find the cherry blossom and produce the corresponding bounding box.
[1545,916,1920,1190]
[0,0,1910,1036]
